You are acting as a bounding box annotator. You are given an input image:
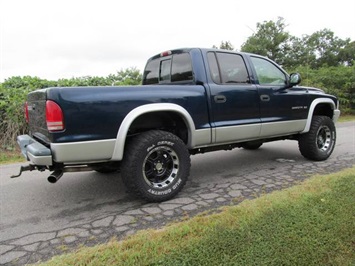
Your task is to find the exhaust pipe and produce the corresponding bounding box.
[47,170,63,183]
[47,165,96,183]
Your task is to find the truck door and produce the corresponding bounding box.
[248,56,309,137]
[206,52,261,143]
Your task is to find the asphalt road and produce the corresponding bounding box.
[0,121,354,265]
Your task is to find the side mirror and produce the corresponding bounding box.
[277,73,302,92]
[289,73,301,86]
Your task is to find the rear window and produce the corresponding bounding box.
[143,53,193,85]
[143,59,159,85]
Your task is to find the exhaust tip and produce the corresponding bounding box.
[48,170,63,183]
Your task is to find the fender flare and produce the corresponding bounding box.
[300,98,336,133]
[111,103,196,161]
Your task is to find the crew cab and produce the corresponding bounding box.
[13,48,340,202]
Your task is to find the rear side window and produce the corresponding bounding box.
[207,52,249,84]
[143,53,193,84]
[207,53,221,83]
[171,53,193,82]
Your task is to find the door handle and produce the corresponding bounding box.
[214,95,226,103]
[260,95,270,101]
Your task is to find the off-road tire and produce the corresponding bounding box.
[298,115,336,161]
[121,130,190,202]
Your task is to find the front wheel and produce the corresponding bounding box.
[298,116,336,161]
[121,130,190,202]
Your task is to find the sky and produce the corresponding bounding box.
[1,0,354,82]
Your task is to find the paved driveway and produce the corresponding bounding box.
[0,121,354,265]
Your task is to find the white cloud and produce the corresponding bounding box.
[1,0,354,81]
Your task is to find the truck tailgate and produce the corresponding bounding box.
[27,89,50,144]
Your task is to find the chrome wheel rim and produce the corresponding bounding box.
[316,125,332,152]
[142,146,179,189]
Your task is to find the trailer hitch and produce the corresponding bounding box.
[10,164,42,178]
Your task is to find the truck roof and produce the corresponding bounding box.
[147,47,267,62]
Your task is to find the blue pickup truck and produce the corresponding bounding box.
[14,48,340,201]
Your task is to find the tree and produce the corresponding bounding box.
[338,41,355,66]
[292,64,355,114]
[241,17,291,65]
[108,67,142,85]
[0,76,56,147]
[216,20,354,114]
[57,76,111,87]
[241,19,351,69]
[212,41,234,50]
[303,29,350,68]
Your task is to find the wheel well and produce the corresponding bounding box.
[128,112,189,144]
[313,103,333,118]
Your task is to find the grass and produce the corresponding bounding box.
[338,114,355,122]
[38,167,355,266]
[0,147,25,164]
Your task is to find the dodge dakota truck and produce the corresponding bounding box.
[13,48,340,202]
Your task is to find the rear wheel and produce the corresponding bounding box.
[121,130,190,202]
[298,116,336,161]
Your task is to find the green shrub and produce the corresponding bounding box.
[0,76,55,148]
[0,69,142,148]
[290,65,355,114]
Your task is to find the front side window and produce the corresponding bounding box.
[251,57,286,86]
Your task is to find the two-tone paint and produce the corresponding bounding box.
[25,48,340,165]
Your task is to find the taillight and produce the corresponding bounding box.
[46,100,64,132]
[25,102,29,123]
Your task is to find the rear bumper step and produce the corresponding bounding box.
[17,135,52,166]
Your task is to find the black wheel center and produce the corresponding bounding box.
[143,146,179,188]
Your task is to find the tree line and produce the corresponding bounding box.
[0,68,142,148]
[216,17,354,69]
[215,17,354,114]
[1,17,354,149]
